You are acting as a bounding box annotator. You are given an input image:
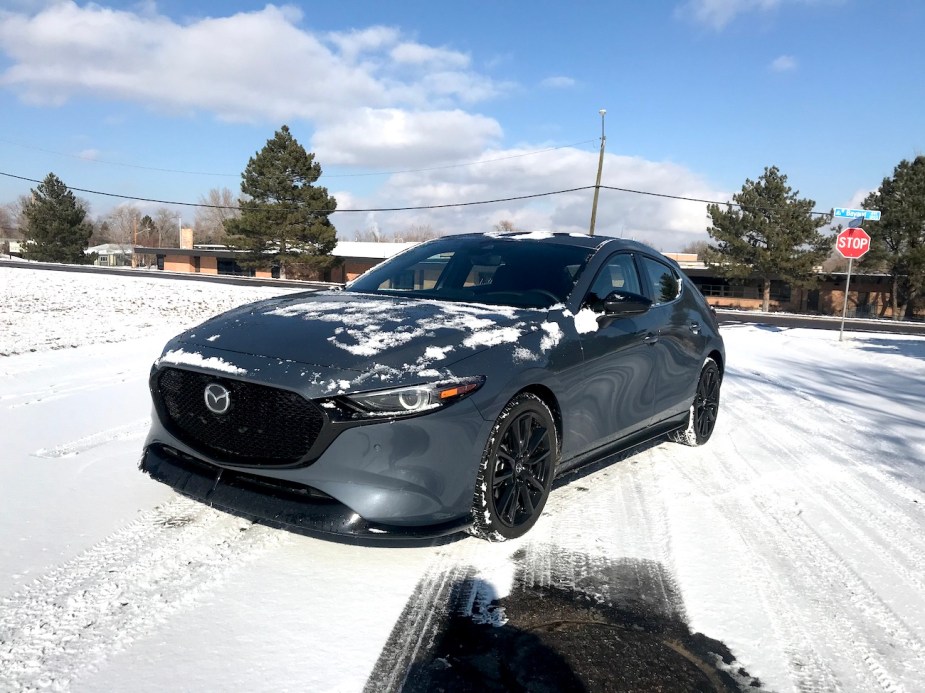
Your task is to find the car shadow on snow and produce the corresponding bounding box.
[364,549,766,693]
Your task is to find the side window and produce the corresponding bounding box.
[377,252,453,291]
[639,256,682,305]
[586,253,642,309]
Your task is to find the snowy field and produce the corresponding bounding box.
[2,264,925,692]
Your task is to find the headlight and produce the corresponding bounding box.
[326,377,485,419]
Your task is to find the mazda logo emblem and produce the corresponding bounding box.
[204,383,231,415]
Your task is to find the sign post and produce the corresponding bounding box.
[835,225,872,341]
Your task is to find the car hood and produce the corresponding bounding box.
[171,291,547,376]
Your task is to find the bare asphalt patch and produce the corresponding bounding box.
[367,550,765,693]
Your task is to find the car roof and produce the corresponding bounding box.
[451,231,663,256]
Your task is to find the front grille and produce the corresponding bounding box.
[154,367,324,466]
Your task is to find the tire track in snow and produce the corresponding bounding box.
[677,371,925,691]
[736,367,925,515]
[0,370,141,411]
[31,419,150,459]
[519,447,686,621]
[732,372,925,594]
[731,374,925,651]
[663,446,841,693]
[363,546,476,693]
[0,496,288,692]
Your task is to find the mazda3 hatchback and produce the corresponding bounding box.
[141,232,724,541]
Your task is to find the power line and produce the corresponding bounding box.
[0,169,837,218]
[0,137,597,179]
[600,185,835,219]
[0,170,594,212]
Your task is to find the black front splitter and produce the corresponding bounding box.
[140,445,470,547]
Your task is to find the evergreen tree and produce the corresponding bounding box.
[860,156,925,319]
[22,173,94,264]
[706,166,833,312]
[225,126,337,278]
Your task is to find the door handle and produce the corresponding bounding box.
[644,332,659,345]
[689,321,701,335]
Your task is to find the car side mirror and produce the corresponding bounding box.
[602,290,652,317]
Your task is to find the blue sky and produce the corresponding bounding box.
[1,0,922,250]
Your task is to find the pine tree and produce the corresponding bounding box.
[22,173,94,264]
[706,166,833,312]
[860,156,925,319]
[225,126,337,278]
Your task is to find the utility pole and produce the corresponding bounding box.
[588,108,607,236]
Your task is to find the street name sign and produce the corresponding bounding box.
[834,207,881,221]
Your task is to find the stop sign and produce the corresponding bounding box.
[836,227,871,259]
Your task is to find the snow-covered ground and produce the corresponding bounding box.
[2,265,924,692]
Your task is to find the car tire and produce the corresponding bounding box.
[470,393,558,541]
[670,357,721,446]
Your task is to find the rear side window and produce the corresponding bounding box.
[587,253,643,304]
[639,256,682,305]
[375,251,454,291]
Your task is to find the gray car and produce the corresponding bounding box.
[141,232,724,541]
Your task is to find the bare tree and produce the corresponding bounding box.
[350,223,439,242]
[106,204,142,251]
[680,240,713,258]
[0,205,14,236]
[398,224,440,242]
[194,187,239,244]
[352,227,383,242]
[90,219,114,245]
[493,219,521,233]
[2,196,30,239]
[153,207,182,247]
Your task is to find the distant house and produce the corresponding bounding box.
[1,239,23,257]
[133,236,419,282]
[87,243,133,267]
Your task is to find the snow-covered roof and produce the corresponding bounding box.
[332,241,420,260]
[87,243,134,255]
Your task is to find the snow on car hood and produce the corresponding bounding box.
[172,291,546,378]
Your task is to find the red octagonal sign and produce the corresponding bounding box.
[836,227,872,259]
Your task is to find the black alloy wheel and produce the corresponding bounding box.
[471,393,558,541]
[671,358,721,446]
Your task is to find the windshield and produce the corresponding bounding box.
[347,236,594,309]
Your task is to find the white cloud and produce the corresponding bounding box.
[312,108,501,167]
[327,26,402,63]
[540,76,576,89]
[676,0,833,30]
[0,3,505,162]
[77,148,100,160]
[331,145,729,251]
[390,42,470,69]
[770,54,798,71]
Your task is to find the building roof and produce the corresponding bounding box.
[87,243,134,254]
[133,241,421,261]
[332,241,420,259]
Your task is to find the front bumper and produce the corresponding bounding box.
[141,396,494,541]
[141,445,471,544]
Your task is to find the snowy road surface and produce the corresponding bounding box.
[2,265,924,692]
